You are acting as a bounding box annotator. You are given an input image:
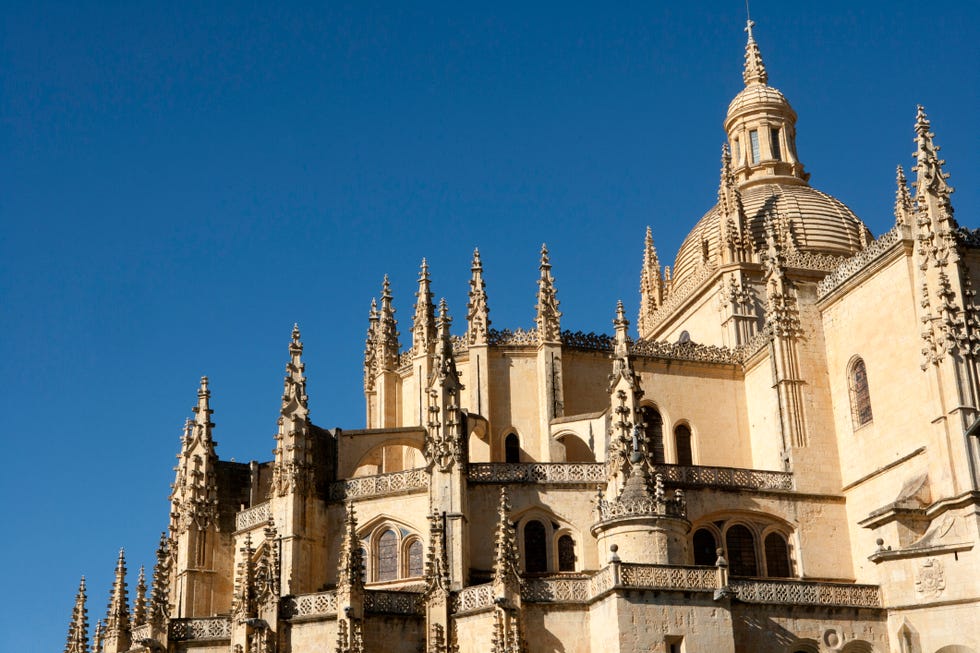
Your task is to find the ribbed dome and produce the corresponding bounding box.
[671,184,871,288]
[727,84,793,120]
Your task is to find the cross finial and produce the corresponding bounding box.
[745,19,755,41]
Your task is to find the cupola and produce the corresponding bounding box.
[724,21,808,188]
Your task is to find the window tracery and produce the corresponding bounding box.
[848,356,873,428]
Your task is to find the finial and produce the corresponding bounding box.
[467,248,491,346]
[742,18,768,85]
[540,243,550,268]
[382,274,392,299]
[615,300,627,325]
[472,247,483,269]
[420,257,430,279]
[895,165,914,228]
[292,323,301,342]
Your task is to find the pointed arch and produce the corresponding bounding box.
[639,404,666,464]
[848,356,873,428]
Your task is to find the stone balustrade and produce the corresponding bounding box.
[129,623,151,641]
[451,583,495,614]
[283,590,338,619]
[653,463,794,491]
[619,563,717,591]
[364,590,424,615]
[235,501,272,531]
[730,578,882,608]
[169,616,231,641]
[328,467,429,502]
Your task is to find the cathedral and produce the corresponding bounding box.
[63,20,979,653]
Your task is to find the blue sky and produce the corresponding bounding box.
[1,1,977,647]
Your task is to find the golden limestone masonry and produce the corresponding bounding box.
[64,20,979,653]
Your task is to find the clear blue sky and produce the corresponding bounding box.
[1,1,977,647]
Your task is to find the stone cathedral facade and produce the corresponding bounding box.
[64,22,979,653]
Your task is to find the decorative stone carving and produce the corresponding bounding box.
[467,249,491,346]
[535,245,562,344]
[170,379,220,534]
[914,558,945,598]
[424,300,466,472]
[271,325,315,497]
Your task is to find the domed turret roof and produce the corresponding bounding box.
[671,184,870,288]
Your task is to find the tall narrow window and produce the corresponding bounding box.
[770,127,782,161]
[764,532,791,578]
[733,138,740,165]
[749,130,760,164]
[692,529,717,566]
[524,520,547,573]
[725,525,758,577]
[640,406,666,464]
[377,529,398,581]
[557,534,576,572]
[505,433,520,463]
[407,538,424,577]
[848,357,873,428]
[674,424,693,466]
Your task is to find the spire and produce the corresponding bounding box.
[424,299,466,472]
[132,566,147,628]
[718,144,751,263]
[377,275,401,369]
[64,577,89,653]
[363,298,379,392]
[282,324,309,418]
[103,549,131,650]
[613,300,629,360]
[491,488,520,590]
[413,259,437,356]
[466,248,491,346]
[490,487,525,653]
[193,375,214,444]
[535,244,562,343]
[424,510,450,596]
[232,533,257,621]
[93,620,104,653]
[149,533,171,628]
[742,19,768,86]
[170,380,220,533]
[895,165,914,228]
[913,105,956,229]
[255,518,281,611]
[638,227,663,336]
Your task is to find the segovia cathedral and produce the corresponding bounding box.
[63,20,979,653]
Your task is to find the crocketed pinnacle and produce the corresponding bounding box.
[377,275,400,369]
[64,576,89,653]
[492,487,520,586]
[149,533,171,627]
[718,143,745,219]
[467,248,491,345]
[424,510,450,595]
[104,549,130,639]
[282,323,309,417]
[363,298,379,390]
[638,227,663,335]
[193,376,215,443]
[742,19,768,86]
[340,503,365,590]
[895,165,914,228]
[412,259,436,356]
[132,566,147,627]
[535,244,562,343]
[913,105,956,222]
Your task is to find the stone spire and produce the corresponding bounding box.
[535,244,561,343]
[895,165,914,228]
[377,275,401,370]
[336,503,365,653]
[132,566,147,628]
[363,298,379,392]
[742,19,768,86]
[64,577,89,653]
[255,518,281,612]
[170,378,220,533]
[103,549,131,653]
[232,533,257,622]
[490,487,525,653]
[148,533,171,628]
[718,144,751,263]
[424,511,450,596]
[491,487,520,593]
[638,227,663,337]
[913,105,957,232]
[271,324,314,497]
[466,248,491,346]
[92,620,104,653]
[413,259,437,356]
[424,299,465,472]
[607,301,644,482]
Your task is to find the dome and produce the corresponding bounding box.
[671,183,871,289]
[726,84,794,122]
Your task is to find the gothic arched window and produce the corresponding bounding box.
[764,532,791,578]
[674,424,693,466]
[640,406,666,464]
[377,529,398,581]
[505,432,520,463]
[406,538,424,578]
[692,528,717,566]
[848,357,873,428]
[557,534,576,572]
[523,520,547,573]
[725,524,758,577]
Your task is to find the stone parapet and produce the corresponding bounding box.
[169,616,231,641]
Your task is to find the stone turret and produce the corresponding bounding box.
[64,577,89,653]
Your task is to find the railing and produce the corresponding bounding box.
[620,564,717,591]
[468,462,793,492]
[236,501,271,531]
[653,463,794,491]
[169,616,231,641]
[284,590,338,618]
[468,463,605,484]
[730,579,882,608]
[596,495,687,521]
[364,590,424,615]
[451,583,494,613]
[328,468,429,501]
[522,576,591,603]
[817,225,904,297]
[130,623,151,641]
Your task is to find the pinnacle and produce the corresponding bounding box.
[742,19,768,86]
[419,258,430,280]
[292,323,301,343]
[614,300,628,327]
[540,243,551,269]
[472,248,483,269]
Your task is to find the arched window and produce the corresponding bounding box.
[848,357,873,428]
[406,538,424,578]
[377,529,398,581]
[725,525,758,577]
[557,534,576,572]
[674,424,693,466]
[764,532,791,578]
[640,406,665,464]
[505,433,520,463]
[523,520,547,573]
[692,529,717,566]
